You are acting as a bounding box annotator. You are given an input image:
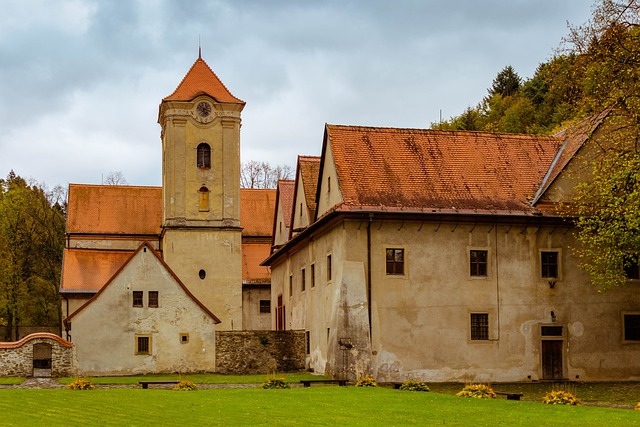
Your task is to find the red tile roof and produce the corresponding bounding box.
[277,180,295,229]
[163,57,244,104]
[61,249,134,291]
[240,189,277,236]
[67,184,162,235]
[298,156,321,218]
[326,125,563,214]
[242,243,272,284]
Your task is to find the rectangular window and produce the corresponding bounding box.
[148,291,159,308]
[180,333,189,344]
[541,251,559,278]
[133,291,143,307]
[135,335,151,354]
[289,275,293,297]
[259,299,271,314]
[327,255,332,281]
[624,314,640,341]
[470,313,489,340]
[624,254,640,280]
[301,268,306,292]
[311,264,315,288]
[306,331,310,355]
[386,248,405,275]
[470,250,488,277]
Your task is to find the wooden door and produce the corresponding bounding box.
[542,340,563,379]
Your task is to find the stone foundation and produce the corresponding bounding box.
[216,330,305,374]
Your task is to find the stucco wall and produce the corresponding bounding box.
[271,217,640,382]
[69,247,218,376]
[215,330,305,374]
[0,333,74,377]
[242,286,271,330]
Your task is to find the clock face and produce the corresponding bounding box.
[196,102,212,117]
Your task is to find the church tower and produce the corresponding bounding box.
[158,55,245,330]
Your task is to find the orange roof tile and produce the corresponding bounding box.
[326,125,563,214]
[242,243,271,284]
[163,57,244,104]
[277,180,295,228]
[0,333,71,349]
[67,184,162,235]
[298,156,321,218]
[241,189,276,236]
[60,248,134,291]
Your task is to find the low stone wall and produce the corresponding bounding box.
[216,330,305,374]
[0,333,74,377]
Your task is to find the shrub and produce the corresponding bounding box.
[456,384,496,399]
[172,380,197,391]
[542,390,579,405]
[355,377,377,387]
[67,379,95,390]
[635,402,640,411]
[262,379,290,389]
[399,379,430,392]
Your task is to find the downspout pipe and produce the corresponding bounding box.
[367,213,373,338]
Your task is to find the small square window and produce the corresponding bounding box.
[311,264,315,288]
[327,255,332,282]
[470,250,488,277]
[624,314,640,341]
[541,252,558,278]
[135,335,152,354]
[301,268,306,292]
[386,248,404,275]
[148,291,159,308]
[470,313,489,340]
[624,254,640,280]
[180,334,189,344]
[259,299,271,314]
[133,291,143,308]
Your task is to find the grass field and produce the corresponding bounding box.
[1,386,640,426]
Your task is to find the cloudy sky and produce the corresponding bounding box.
[0,0,594,188]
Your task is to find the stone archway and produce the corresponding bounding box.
[33,342,53,377]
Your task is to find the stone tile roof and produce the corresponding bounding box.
[0,333,72,349]
[298,156,321,219]
[163,57,244,104]
[325,125,563,214]
[66,184,162,235]
[240,189,277,237]
[242,243,272,284]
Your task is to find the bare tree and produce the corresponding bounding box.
[104,171,127,185]
[241,161,293,189]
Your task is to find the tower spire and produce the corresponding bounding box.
[198,35,202,59]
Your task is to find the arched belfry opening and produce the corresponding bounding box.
[197,143,211,169]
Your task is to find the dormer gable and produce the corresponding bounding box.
[290,156,321,238]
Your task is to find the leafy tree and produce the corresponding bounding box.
[564,0,640,289]
[0,171,65,339]
[241,161,293,189]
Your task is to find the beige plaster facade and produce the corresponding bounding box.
[66,244,219,376]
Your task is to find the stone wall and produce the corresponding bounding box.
[0,333,74,377]
[216,330,305,374]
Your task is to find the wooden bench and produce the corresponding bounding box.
[378,382,403,389]
[139,380,179,389]
[495,391,523,400]
[300,379,348,387]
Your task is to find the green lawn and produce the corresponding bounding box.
[0,377,23,385]
[1,387,639,426]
